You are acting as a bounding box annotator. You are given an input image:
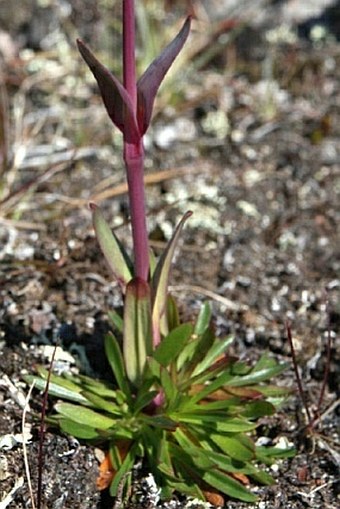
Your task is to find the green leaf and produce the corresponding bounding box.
[191,335,234,377]
[90,203,132,288]
[203,469,257,503]
[76,374,121,399]
[160,366,177,405]
[55,402,116,430]
[177,326,215,377]
[123,278,152,386]
[240,400,276,419]
[227,359,288,387]
[81,391,123,416]
[153,323,193,367]
[194,302,212,336]
[174,413,256,433]
[151,211,192,342]
[256,445,296,461]
[109,442,138,496]
[24,375,88,405]
[189,370,235,404]
[59,418,99,439]
[133,390,159,415]
[210,434,255,462]
[104,332,132,403]
[108,309,124,333]
[166,294,180,331]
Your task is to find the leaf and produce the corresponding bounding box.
[166,295,180,331]
[210,434,255,462]
[174,413,256,433]
[55,402,116,430]
[123,278,152,385]
[160,366,177,405]
[227,359,289,387]
[178,327,215,377]
[153,323,193,367]
[77,39,140,143]
[191,335,234,377]
[137,16,191,135]
[202,469,257,503]
[194,302,212,336]
[240,400,276,419]
[107,309,124,333]
[24,375,88,405]
[90,203,132,289]
[81,391,123,416]
[59,418,99,439]
[104,332,132,403]
[151,211,192,345]
[109,442,138,496]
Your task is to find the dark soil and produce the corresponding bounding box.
[0,1,339,508]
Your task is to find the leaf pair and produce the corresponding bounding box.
[77,17,191,142]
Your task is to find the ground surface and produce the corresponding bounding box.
[0,1,339,508]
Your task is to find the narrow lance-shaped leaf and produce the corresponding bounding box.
[90,202,132,290]
[104,332,132,402]
[137,16,191,135]
[151,211,192,346]
[55,402,116,430]
[123,277,152,385]
[153,323,193,367]
[77,39,140,143]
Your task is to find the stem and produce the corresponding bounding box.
[286,320,313,425]
[124,146,149,281]
[122,0,149,281]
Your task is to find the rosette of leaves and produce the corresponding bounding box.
[27,212,294,503]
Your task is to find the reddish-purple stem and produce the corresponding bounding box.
[286,320,313,425]
[37,344,58,509]
[123,0,149,281]
[315,293,332,419]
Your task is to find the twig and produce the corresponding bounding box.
[285,320,313,425]
[37,343,58,509]
[315,293,333,418]
[22,381,36,509]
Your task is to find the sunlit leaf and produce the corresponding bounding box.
[24,375,88,405]
[107,309,124,333]
[151,211,192,345]
[203,469,257,503]
[210,434,255,462]
[55,402,116,430]
[191,335,234,377]
[153,323,193,367]
[194,302,212,336]
[90,203,132,289]
[59,418,100,439]
[81,391,123,416]
[123,278,152,385]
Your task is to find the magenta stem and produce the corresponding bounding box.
[124,146,149,281]
[122,0,149,281]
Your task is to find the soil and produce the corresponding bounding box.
[0,1,339,509]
